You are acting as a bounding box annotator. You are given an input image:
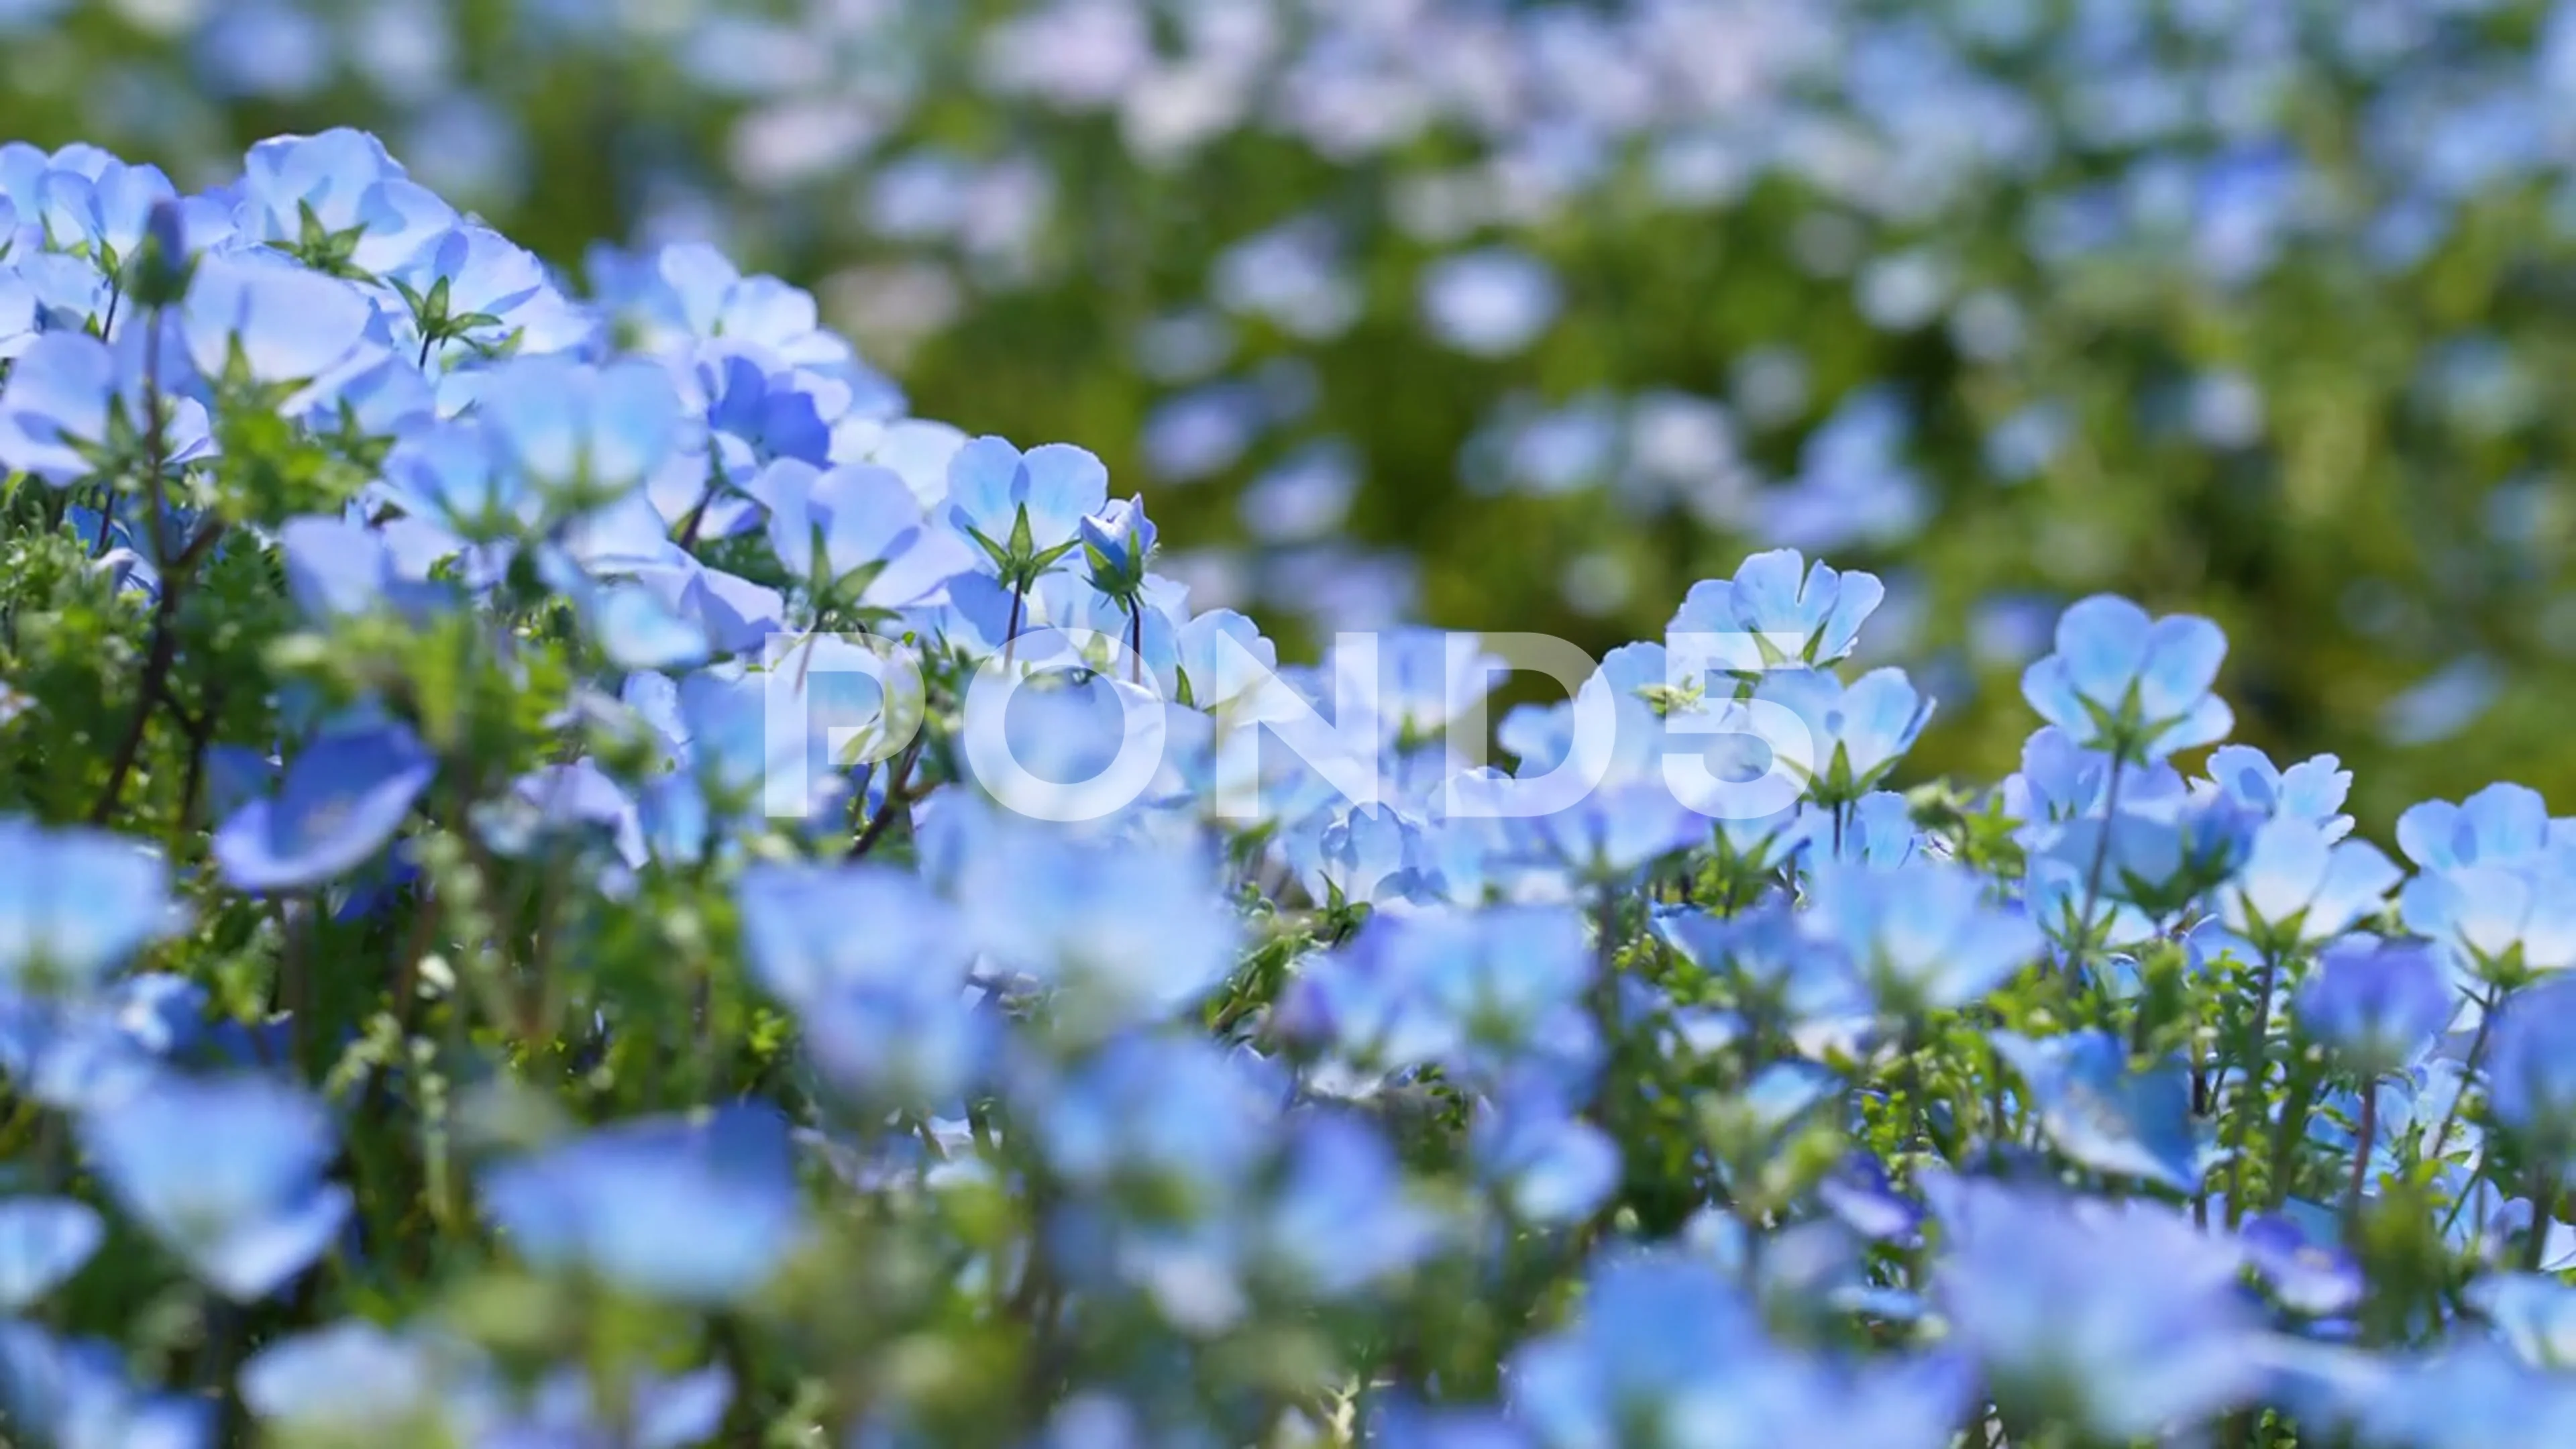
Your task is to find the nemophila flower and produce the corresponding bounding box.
[35,153,177,268]
[1805,788,1924,868]
[382,221,596,366]
[1750,665,1933,805]
[1331,627,1508,744]
[676,340,838,488]
[943,435,1110,586]
[212,722,436,893]
[1470,1077,1621,1225]
[1256,1113,1440,1297]
[0,1321,214,1449]
[1666,547,1887,676]
[231,128,456,276]
[2399,859,2576,987]
[1282,904,1597,1087]
[2239,1212,2365,1318]
[1285,802,1442,908]
[577,1370,741,1448]
[1803,860,2041,1016]
[1417,246,1560,357]
[1990,1030,2204,1191]
[237,1320,477,1440]
[0,1197,105,1309]
[467,354,680,506]
[1506,1250,1766,1448]
[2201,745,2355,842]
[1026,1032,1276,1218]
[2298,937,2455,1077]
[0,328,213,486]
[2002,724,2123,841]
[2467,1273,2576,1369]
[588,243,900,417]
[278,513,449,622]
[2398,782,2576,873]
[1654,901,1870,1038]
[2219,816,2404,955]
[950,824,1243,1033]
[749,458,975,611]
[1820,1155,1926,1246]
[480,1105,802,1305]
[0,818,176,996]
[180,250,376,385]
[2037,790,2256,920]
[1930,1175,2262,1441]
[736,862,989,1106]
[1451,775,1707,888]
[2485,976,2576,1154]
[2021,594,2233,762]
[1080,495,1158,602]
[80,1071,352,1300]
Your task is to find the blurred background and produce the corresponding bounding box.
[12,0,2576,822]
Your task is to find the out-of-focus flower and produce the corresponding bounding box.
[82,1071,353,1300]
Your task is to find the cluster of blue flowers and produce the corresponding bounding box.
[17,0,2576,684]
[7,126,2576,1449]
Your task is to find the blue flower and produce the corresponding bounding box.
[1258,1114,1440,1297]
[2467,1272,2576,1369]
[212,722,436,893]
[750,458,975,611]
[947,823,1243,1035]
[2487,976,2576,1153]
[1507,1250,1767,1449]
[1751,665,1933,804]
[0,1321,213,1449]
[1449,776,1707,887]
[180,250,376,385]
[34,154,176,266]
[2036,790,2256,920]
[278,514,449,622]
[480,1105,802,1304]
[737,862,987,1107]
[1929,1174,2261,1441]
[2239,1212,2364,1318]
[384,222,597,366]
[1283,904,1597,1087]
[1026,1033,1277,1214]
[468,354,680,505]
[0,329,211,486]
[1079,495,1158,601]
[1666,547,1887,674]
[1803,860,2041,1015]
[942,435,1110,582]
[1806,789,1924,868]
[1417,246,1560,358]
[2201,745,2354,841]
[0,1196,105,1310]
[2298,937,2455,1077]
[2220,816,2403,955]
[80,1071,352,1300]
[230,128,457,276]
[0,818,176,998]
[237,1321,468,1439]
[2398,782,2573,873]
[1990,1030,2204,1191]
[1471,1077,1621,1226]
[2402,860,2576,985]
[2021,594,2233,761]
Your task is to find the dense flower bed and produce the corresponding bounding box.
[15,1,2576,819]
[4,129,2576,1449]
